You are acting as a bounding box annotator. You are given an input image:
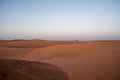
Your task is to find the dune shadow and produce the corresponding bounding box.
[0,59,69,80]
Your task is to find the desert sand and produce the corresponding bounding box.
[0,40,120,80]
[0,59,68,80]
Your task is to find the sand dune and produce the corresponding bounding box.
[0,40,71,48]
[0,40,7,44]
[0,59,68,80]
[0,40,120,80]
[23,41,120,60]
[23,41,120,80]
[0,47,32,59]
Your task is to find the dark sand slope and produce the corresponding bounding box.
[0,59,69,80]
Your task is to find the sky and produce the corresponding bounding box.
[0,0,120,40]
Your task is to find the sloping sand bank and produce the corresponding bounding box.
[23,41,120,80]
[0,47,32,59]
[0,59,69,80]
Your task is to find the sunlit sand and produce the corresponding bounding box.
[0,40,120,80]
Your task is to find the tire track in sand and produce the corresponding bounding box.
[19,48,35,60]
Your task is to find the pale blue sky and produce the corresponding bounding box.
[0,0,120,40]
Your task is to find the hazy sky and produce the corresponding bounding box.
[0,0,120,40]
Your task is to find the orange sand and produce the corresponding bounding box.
[0,40,120,80]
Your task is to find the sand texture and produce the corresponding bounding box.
[0,59,68,80]
[0,40,120,80]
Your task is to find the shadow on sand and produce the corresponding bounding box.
[0,59,69,80]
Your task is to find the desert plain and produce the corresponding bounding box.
[0,40,120,80]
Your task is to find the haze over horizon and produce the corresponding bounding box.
[0,0,120,40]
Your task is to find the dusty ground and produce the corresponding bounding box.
[0,40,120,80]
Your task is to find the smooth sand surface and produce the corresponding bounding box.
[0,40,120,80]
[0,47,32,59]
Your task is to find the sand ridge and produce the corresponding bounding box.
[0,40,72,48]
